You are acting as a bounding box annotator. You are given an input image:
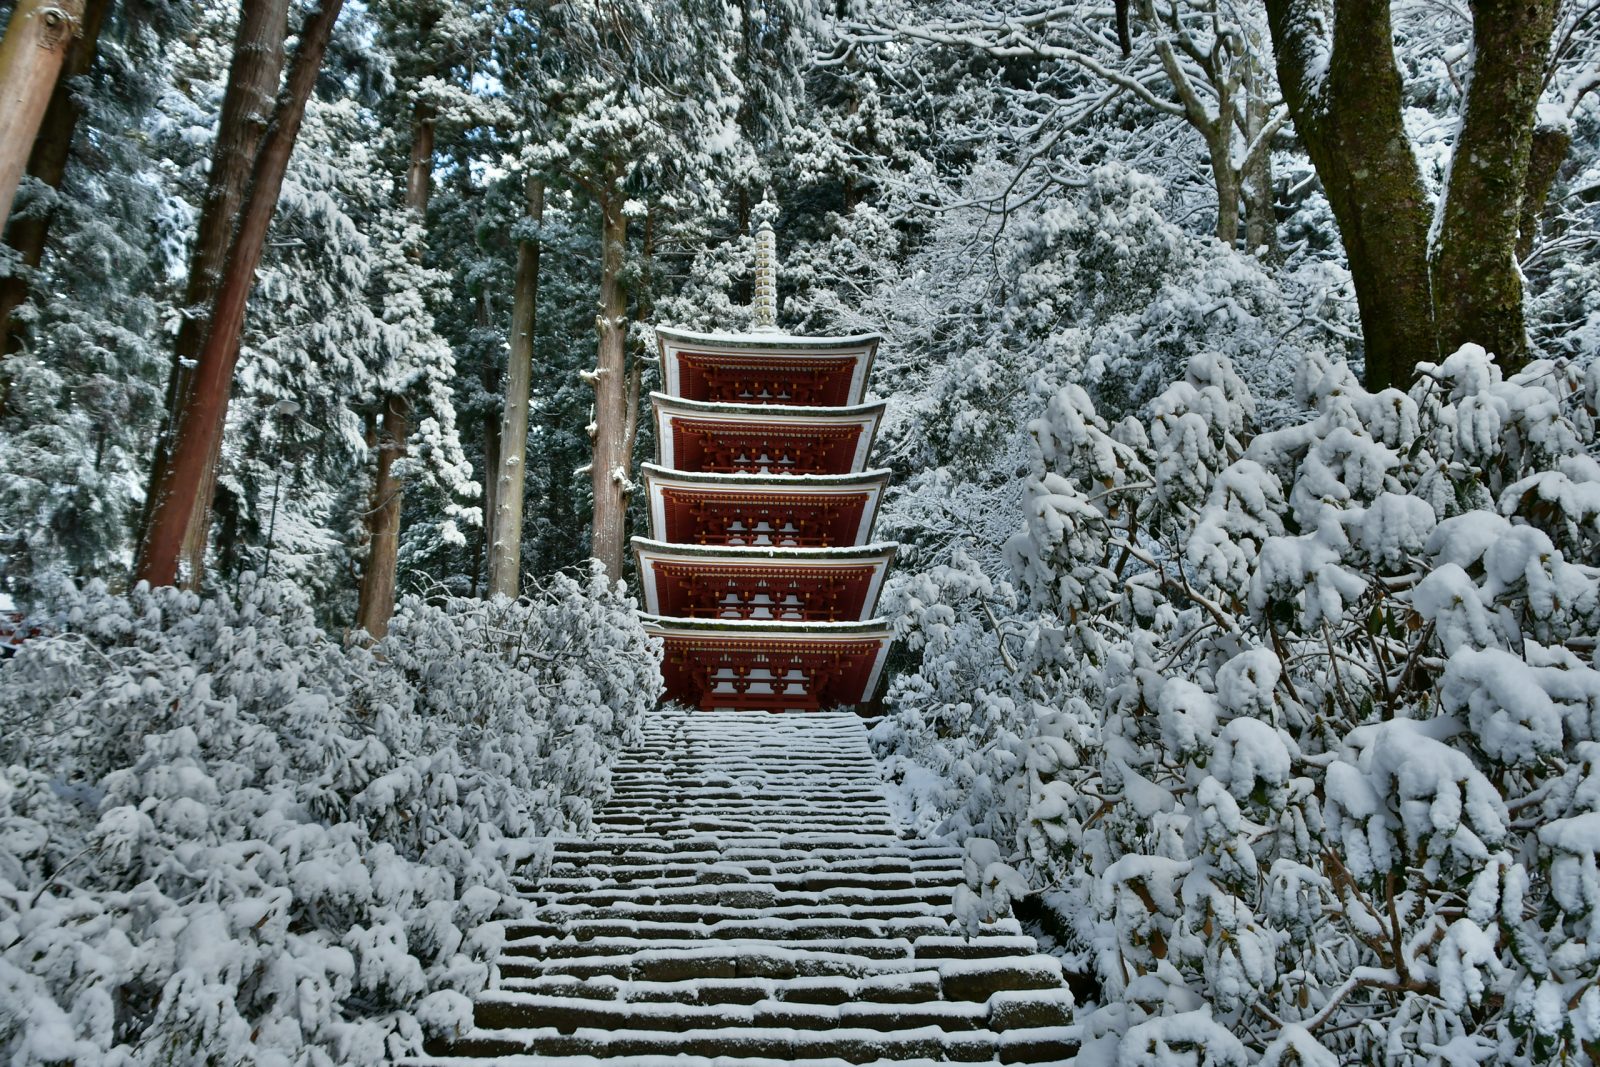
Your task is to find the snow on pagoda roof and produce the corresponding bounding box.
[643,463,890,548]
[651,391,887,420]
[631,537,899,561]
[635,539,897,621]
[655,324,883,352]
[640,614,893,637]
[640,462,891,487]
[656,326,879,406]
[652,392,886,476]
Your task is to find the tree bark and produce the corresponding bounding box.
[0,0,84,234]
[1265,0,1437,390]
[1430,0,1558,369]
[134,0,345,588]
[1242,56,1279,262]
[141,0,290,590]
[0,0,106,357]
[487,175,543,599]
[588,179,630,579]
[355,392,409,635]
[1517,121,1570,263]
[354,101,434,634]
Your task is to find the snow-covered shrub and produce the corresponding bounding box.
[0,565,656,1065]
[878,345,1600,1063]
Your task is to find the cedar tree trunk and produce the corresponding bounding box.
[355,392,409,635]
[134,0,344,588]
[355,103,434,636]
[0,0,106,356]
[588,180,630,579]
[143,0,290,589]
[487,175,544,599]
[0,0,84,233]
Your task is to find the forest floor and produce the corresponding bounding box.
[402,707,1079,1065]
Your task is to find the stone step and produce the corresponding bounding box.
[496,970,947,1006]
[470,987,1071,1034]
[500,933,1037,962]
[496,949,1065,999]
[552,838,961,857]
[504,916,963,942]
[431,1023,1079,1063]
[514,884,959,909]
[530,900,979,925]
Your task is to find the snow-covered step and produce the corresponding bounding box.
[415,708,1077,1065]
[428,1022,1079,1062]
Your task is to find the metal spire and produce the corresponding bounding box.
[751,195,779,333]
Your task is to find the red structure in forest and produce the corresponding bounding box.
[637,203,894,712]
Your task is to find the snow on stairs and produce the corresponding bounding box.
[403,708,1078,1067]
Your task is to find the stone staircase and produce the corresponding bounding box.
[404,708,1078,1066]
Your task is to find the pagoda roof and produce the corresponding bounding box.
[652,393,886,476]
[651,391,887,419]
[640,462,892,487]
[655,324,884,352]
[642,615,893,711]
[634,539,897,622]
[631,537,900,560]
[641,614,892,635]
[656,326,879,407]
[643,464,890,548]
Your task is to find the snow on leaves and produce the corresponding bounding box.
[879,343,1600,1063]
[0,566,657,1065]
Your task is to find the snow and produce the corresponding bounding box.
[0,568,657,1065]
[876,344,1600,1064]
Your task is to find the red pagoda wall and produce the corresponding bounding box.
[669,418,865,476]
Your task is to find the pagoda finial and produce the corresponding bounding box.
[751,194,779,333]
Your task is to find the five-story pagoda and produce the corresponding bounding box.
[636,201,895,711]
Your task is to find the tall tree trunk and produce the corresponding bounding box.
[0,0,84,233]
[142,0,290,590]
[355,102,434,636]
[1265,0,1437,390]
[588,179,630,579]
[355,393,409,635]
[1429,0,1558,369]
[487,175,543,599]
[134,0,345,588]
[0,0,106,357]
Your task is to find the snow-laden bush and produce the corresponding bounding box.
[0,566,657,1066]
[876,345,1600,1063]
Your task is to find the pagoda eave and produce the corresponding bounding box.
[635,539,897,622]
[643,465,890,549]
[641,614,893,711]
[652,392,886,476]
[655,325,880,407]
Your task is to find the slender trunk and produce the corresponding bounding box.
[355,102,433,634]
[588,180,630,579]
[143,0,291,589]
[1242,65,1279,262]
[1518,121,1570,263]
[1430,0,1558,369]
[355,393,409,635]
[1265,0,1437,390]
[487,176,544,598]
[134,0,345,588]
[0,0,106,356]
[0,0,85,233]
